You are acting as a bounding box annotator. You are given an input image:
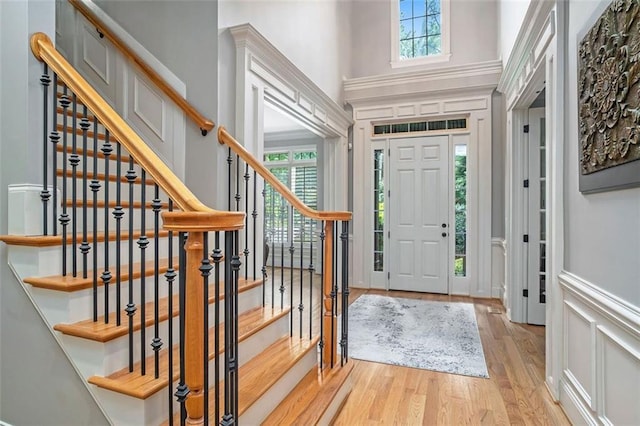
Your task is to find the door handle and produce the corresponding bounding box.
[442,232,447,237]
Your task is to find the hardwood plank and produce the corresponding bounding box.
[57,169,156,186]
[53,278,262,342]
[0,229,169,247]
[262,361,354,425]
[332,290,570,425]
[88,306,288,399]
[62,198,170,209]
[24,257,178,292]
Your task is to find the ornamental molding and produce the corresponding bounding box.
[578,0,640,175]
[229,23,352,136]
[344,60,502,106]
[497,1,556,98]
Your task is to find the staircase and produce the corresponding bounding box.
[0,33,353,425]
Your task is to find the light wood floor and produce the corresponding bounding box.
[332,289,571,425]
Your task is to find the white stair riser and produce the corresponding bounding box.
[56,284,264,376]
[95,312,290,426]
[29,277,172,324]
[239,344,318,425]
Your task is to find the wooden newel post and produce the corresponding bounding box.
[322,221,337,367]
[185,231,205,425]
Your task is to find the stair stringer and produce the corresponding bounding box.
[4,256,113,424]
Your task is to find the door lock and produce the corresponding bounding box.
[441,223,447,228]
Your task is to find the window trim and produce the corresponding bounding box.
[390,0,451,68]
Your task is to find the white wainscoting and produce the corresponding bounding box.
[491,238,506,300]
[559,272,640,425]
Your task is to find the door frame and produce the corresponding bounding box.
[367,128,476,295]
[498,1,565,399]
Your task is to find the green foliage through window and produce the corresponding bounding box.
[454,145,467,277]
[399,0,442,59]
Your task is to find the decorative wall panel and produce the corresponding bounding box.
[578,0,640,191]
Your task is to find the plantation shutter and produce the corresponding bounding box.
[292,165,317,243]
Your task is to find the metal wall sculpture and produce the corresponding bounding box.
[578,0,640,192]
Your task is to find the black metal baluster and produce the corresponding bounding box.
[231,231,241,420]
[59,87,70,276]
[244,164,250,280]
[221,231,234,426]
[79,107,90,279]
[308,219,314,340]
[125,156,137,372]
[90,116,100,322]
[138,169,149,375]
[235,155,241,212]
[200,233,212,424]
[165,200,176,425]
[299,213,304,339]
[280,200,285,310]
[151,184,162,379]
[341,221,350,364]
[319,222,325,368]
[175,232,189,426]
[70,93,79,277]
[261,181,267,307]
[40,65,51,236]
[101,131,112,324]
[253,170,258,281]
[212,232,222,423]
[331,221,338,368]
[289,206,295,336]
[227,148,233,211]
[50,73,60,237]
[114,144,124,326]
[270,185,275,309]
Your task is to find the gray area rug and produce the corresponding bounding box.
[347,294,489,378]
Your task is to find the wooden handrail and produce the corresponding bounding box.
[30,33,243,231]
[217,127,352,222]
[67,0,214,136]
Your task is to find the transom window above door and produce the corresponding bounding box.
[391,0,451,68]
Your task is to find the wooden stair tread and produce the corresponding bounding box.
[0,229,170,247]
[262,361,355,425]
[58,169,156,186]
[88,306,289,399]
[24,257,178,292]
[57,144,129,162]
[63,199,170,209]
[163,335,320,425]
[53,278,262,342]
[237,335,320,417]
[57,123,109,141]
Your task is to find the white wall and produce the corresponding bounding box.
[0,1,108,424]
[92,0,221,207]
[218,0,352,105]
[350,0,499,78]
[564,0,640,306]
[498,0,530,63]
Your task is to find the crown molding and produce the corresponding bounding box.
[497,0,556,96]
[229,23,352,135]
[344,60,502,106]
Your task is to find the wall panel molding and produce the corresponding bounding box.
[559,271,640,425]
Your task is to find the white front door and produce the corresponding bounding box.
[389,136,449,293]
[526,107,546,325]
